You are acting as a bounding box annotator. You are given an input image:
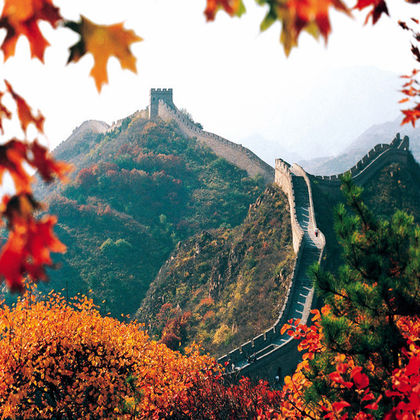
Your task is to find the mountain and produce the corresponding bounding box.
[300,118,420,175]
[29,114,265,318]
[137,185,295,356]
[54,120,110,163]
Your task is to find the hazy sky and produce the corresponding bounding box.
[2,0,418,161]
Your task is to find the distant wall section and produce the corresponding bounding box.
[310,134,410,192]
[157,99,274,184]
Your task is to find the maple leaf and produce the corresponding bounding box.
[0,195,65,292]
[0,91,12,134]
[354,0,389,24]
[2,193,40,225]
[66,16,142,92]
[411,44,420,63]
[5,81,44,133]
[258,0,350,56]
[400,70,420,127]
[0,0,62,61]
[29,141,73,183]
[398,20,410,31]
[205,0,246,21]
[0,139,70,195]
[350,366,369,389]
[331,400,351,415]
[0,140,32,193]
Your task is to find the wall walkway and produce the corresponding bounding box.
[218,163,325,382]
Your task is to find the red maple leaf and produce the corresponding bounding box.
[0,195,66,292]
[0,0,62,61]
[5,81,44,134]
[354,0,389,24]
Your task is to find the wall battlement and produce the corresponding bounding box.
[218,162,325,383]
[148,88,412,385]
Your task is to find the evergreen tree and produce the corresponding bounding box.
[304,174,420,417]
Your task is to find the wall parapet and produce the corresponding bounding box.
[275,159,304,254]
[217,133,411,383]
[291,164,326,251]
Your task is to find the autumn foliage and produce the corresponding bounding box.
[0,289,287,418]
[0,289,210,417]
[0,1,420,417]
[0,0,419,294]
[280,309,420,419]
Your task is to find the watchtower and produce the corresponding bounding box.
[150,88,175,119]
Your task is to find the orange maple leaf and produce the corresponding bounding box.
[401,104,420,127]
[0,0,62,61]
[66,16,142,92]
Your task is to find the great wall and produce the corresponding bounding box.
[149,89,414,384]
[215,134,410,383]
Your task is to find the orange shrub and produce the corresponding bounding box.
[0,290,216,418]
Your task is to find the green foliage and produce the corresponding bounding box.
[311,159,420,273]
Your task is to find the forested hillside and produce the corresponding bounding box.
[138,185,295,356]
[25,115,265,318]
[313,155,420,273]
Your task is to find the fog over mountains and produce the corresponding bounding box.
[239,66,404,166]
[299,118,420,175]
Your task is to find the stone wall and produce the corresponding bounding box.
[291,164,326,252]
[310,134,410,191]
[157,100,274,184]
[216,134,410,382]
[217,241,306,368]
